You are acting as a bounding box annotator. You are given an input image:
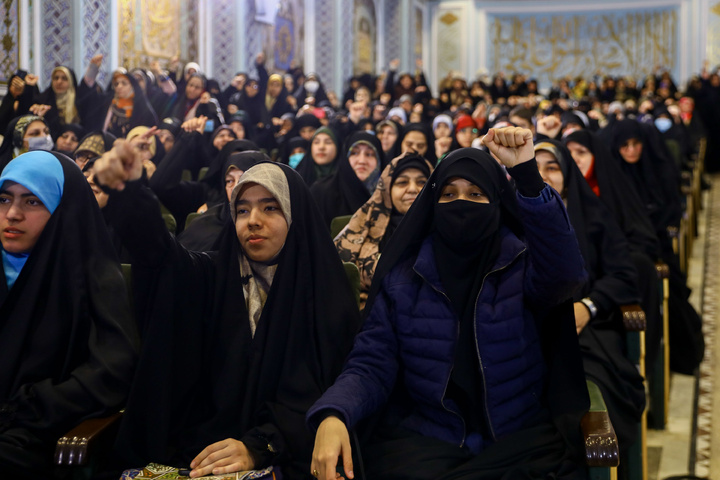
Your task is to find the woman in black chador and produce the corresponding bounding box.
[0,151,138,479]
[95,141,361,478]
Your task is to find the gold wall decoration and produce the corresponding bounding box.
[437,8,462,78]
[709,2,720,67]
[118,0,197,71]
[489,9,678,86]
[353,0,376,75]
[1,0,18,82]
[141,0,180,58]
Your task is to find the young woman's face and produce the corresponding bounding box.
[157,130,175,153]
[213,129,235,150]
[56,131,79,152]
[113,76,133,99]
[433,123,451,139]
[225,166,244,202]
[268,81,282,97]
[245,81,259,98]
[619,138,643,164]
[535,151,564,194]
[455,127,477,148]
[52,70,70,94]
[377,125,398,152]
[311,133,337,165]
[566,141,594,177]
[299,125,316,140]
[355,88,371,104]
[230,121,246,140]
[401,131,428,156]
[185,77,204,100]
[85,171,109,209]
[348,143,378,181]
[23,121,51,149]
[235,183,288,262]
[0,182,52,254]
[391,167,427,214]
[438,177,490,204]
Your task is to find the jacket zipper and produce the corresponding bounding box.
[414,269,467,447]
[473,247,526,442]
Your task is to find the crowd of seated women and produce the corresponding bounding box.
[0,51,714,479]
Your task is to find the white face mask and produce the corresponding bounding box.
[28,135,54,151]
[305,80,320,94]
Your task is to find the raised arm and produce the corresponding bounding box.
[482,127,588,306]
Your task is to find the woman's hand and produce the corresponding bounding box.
[24,74,39,87]
[29,104,52,117]
[435,136,452,159]
[94,139,143,191]
[189,438,255,478]
[90,54,103,67]
[480,126,534,169]
[311,416,354,480]
[181,115,208,134]
[9,76,25,98]
[573,302,591,334]
[536,115,562,139]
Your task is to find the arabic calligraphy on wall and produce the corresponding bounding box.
[488,8,677,86]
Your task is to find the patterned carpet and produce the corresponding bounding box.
[694,178,719,479]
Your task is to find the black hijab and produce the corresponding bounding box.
[295,126,340,187]
[366,147,588,462]
[0,151,137,443]
[535,139,639,309]
[563,129,660,259]
[113,163,361,477]
[310,131,383,227]
[199,139,260,206]
[178,150,269,252]
[34,66,83,136]
[401,122,437,164]
[606,118,683,235]
[379,153,433,251]
[103,71,159,138]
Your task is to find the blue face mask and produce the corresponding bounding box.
[654,117,673,133]
[27,135,54,151]
[288,152,305,169]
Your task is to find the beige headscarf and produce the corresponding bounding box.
[229,163,292,336]
[52,66,80,125]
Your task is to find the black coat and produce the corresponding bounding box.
[0,152,138,476]
[108,163,361,478]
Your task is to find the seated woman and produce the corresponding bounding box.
[563,129,663,370]
[29,66,87,136]
[80,57,158,138]
[308,128,589,480]
[94,142,361,478]
[0,115,53,168]
[295,126,341,187]
[335,152,433,309]
[399,122,437,164]
[54,123,85,158]
[0,151,138,478]
[73,130,117,170]
[533,140,646,467]
[310,131,384,227]
[607,119,704,374]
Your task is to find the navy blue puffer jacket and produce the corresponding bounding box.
[308,185,587,454]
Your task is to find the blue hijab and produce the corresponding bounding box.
[0,151,64,289]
